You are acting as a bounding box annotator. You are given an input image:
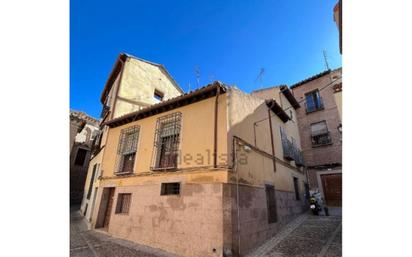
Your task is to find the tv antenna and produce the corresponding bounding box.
[194,65,201,88]
[323,50,334,82]
[255,68,265,89]
[323,50,330,70]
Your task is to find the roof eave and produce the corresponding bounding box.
[104,81,226,128]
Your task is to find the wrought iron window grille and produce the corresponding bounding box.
[151,112,182,171]
[115,125,140,174]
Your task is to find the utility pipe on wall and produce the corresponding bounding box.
[267,108,277,172]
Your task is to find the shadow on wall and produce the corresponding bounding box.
[223,89,308,256]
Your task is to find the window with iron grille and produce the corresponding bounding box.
[115,193,132,214]
[116,126,140,174]
[305,90,324,113]
[152,112,182,170]
[265,185,278,223]
[161,182,180,195]
[311,121,332,147]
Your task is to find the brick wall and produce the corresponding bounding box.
[292,69,342,168]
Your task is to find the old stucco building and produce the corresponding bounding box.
[80,52,184,222]
[290,69,342,207]
[70,110,99,205]
[81,54,309,257]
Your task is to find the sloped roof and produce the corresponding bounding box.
[104,81,227,128]
[100,53,184,104]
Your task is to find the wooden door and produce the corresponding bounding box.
[321,173,342,206]
[102,188,115,229]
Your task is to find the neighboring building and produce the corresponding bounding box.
[70,110,99,205]
[80,53,184,224]
[83,75,308,257]
[290,68,342,207]
[334,0,342,54]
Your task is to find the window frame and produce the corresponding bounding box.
[115,193,132,214]
[305,89,324,113]
[115,125,140,175]
[310,120,332,147]
[151,112,182,171]
[154,89,164,102]
[160,182,181,196]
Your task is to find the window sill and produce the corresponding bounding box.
[151,167,178,172]
[311,142,333,148]
[114,171,134,176]
[305,107,325,114]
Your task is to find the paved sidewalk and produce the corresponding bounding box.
[70,206,180,257]
[246,213,342,257]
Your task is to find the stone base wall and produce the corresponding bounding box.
[102,182,224,257]
[223,184,308,256]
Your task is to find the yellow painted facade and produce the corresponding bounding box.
[81,54,308,257]
[113,57,183,119]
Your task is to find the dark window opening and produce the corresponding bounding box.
[265,185,278,223]
[305,90,324,113]
[116,126,140,174]
[293,177,300,200]
[161,182,180,195]
[115,193,131,214]
[152,113,182,170]
[311,121,332,147]
[74,148,88,166]
[154,89,164,102]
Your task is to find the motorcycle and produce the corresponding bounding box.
[309,195,322,215]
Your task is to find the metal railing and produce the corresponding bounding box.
[311,132,332,147]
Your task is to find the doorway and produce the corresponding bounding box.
[320,173,342,206]
[95,187,115,229]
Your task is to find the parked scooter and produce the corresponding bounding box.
[309,195,322,215]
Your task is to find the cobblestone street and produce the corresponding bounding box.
[246,212,342,257]
[70,207,179,257]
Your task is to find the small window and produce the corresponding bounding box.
[161,182,180,195]
[311,121,332,146]
[305,90,324,113]
[154,89,164,102]
[293,177,300,200]
[265,185,277,223]
[74,148,88,166]
[115,193,132,214]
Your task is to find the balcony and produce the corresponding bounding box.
[305,97,324,113]
[281,131,305,166]
[282,137,294,161]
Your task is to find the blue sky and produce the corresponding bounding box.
[71,0,341,118]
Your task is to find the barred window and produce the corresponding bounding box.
[152,113,182,170]
[116,126,140,174]
[310,121,332,146]
[115,193,131,214]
